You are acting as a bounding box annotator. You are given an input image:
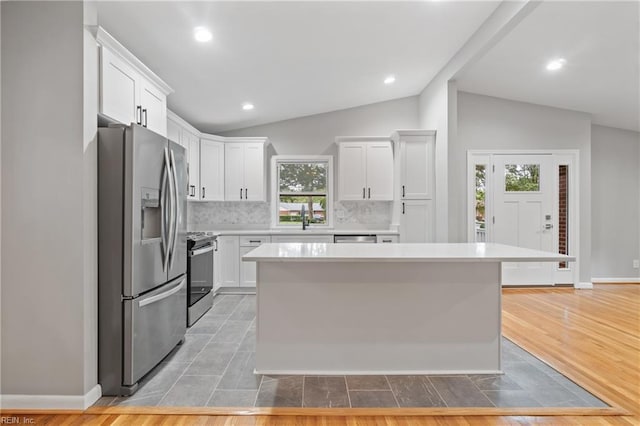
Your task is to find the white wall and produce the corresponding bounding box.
[591,125,640,279]
[220,96,419,155]
[1,1,98,406]
[456,91,592,283]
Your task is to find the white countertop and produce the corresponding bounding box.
[200,229,399,237]
[242,243,575,263]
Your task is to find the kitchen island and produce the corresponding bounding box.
[243,243,573,375]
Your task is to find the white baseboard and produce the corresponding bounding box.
[575,281,594,289]
[591,277,640,283]
[0,384,101,410]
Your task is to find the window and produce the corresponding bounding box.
[272,156,333,227]
[505,164,540,192]
[475,164,487,242]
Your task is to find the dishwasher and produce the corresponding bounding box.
[333,235,377,244]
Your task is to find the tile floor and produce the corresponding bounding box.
[95,294,608,408]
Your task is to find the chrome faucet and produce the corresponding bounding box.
[301,204,308,230]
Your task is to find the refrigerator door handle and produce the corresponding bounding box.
[138,278,185,307]
[161,147,172,272]
[168,148,179,270]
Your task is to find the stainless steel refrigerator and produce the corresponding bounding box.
[98,123,187,396]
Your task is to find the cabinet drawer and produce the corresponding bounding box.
[377,235,399,243]
[271,235,333,243]
[239,235,271,247]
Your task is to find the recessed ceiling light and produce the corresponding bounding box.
[384,75,396,85]
[546,58,566,71]
[193,27,212,43]
[242,103,254,111]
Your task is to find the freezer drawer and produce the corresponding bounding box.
[123,275,186,386]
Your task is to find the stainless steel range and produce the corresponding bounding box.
[187,232,216,326]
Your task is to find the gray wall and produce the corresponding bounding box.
[456,91,592,283]
[220,96,419,155]
[1,1,97,398]
[591,125,640,279]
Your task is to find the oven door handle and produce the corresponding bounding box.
[189,245,215,257]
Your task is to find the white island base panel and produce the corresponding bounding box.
[256,261,502,375]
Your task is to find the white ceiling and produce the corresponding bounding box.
[95,1,500,133]
[457,1,640,132]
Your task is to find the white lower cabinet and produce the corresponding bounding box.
[377,235,399,243]
[400,200,434,243]
[217,236,239,287]
[239,236,271,287]
[271,235,334,243]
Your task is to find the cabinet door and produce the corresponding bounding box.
[213,240,221,292]
[186,131,200,200]
[339,143,367,200]
[239,246,257,287]
[399,200,433,243]
[366,143,393,200]
[243,143,265,201]
[218,236,240,287]
[401,139,433,199]
[200,139,225,201]
[140,80,167,136]
[167,118,182,145]
[100,47,140,126]
[225,144,244,201]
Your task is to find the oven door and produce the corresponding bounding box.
[188,243,214,307]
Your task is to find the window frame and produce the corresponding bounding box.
[270,155,334,229]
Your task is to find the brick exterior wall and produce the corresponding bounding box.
[558,165,568,268]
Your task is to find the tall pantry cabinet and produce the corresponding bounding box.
[393,130,436,243]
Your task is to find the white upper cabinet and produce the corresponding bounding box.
[185,130,201,200]
[200,136,225,201]
[396,131,435,200]
[224,140,267,201]
[97,28,172,137]
[337,138,393,201]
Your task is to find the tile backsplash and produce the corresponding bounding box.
[188,200,392,230]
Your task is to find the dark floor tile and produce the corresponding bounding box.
[386,375,446,407]
[345,375,390,390]
[483,390,542,407]
[217,351,261,390]
[184,342,238,375]
[529,387,597,407]
[468,374,523,391]
[210,295,245,314]
[159,375,220,407]
[255,376,303,407]
[349,390,398,408]
[303,376,349,408]
[165,334,211,363]
[238,325,256,352]
[211,320,252,343]
[134,362,189,397]
[428,376,494,407]
[207,390,258,407]
[186,316,227,335]
[112,393,164,407]
[229,296,256,321]
[504,362,568,390]
[92,396,115,407]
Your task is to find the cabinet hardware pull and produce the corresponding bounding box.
[136,105,142,125]
[402,185,405,197]
[249,240,260,243]
[202,187,205,198]
[245,188,248,199]
[240,188,243,199]
[362,188,365,199]
[142,108,148,127]
[402,202,405,214]
[214,239,218,251]
[368,188,371,199]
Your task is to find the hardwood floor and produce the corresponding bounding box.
[4,284,638,425]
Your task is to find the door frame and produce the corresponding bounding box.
[466,150,580,286]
